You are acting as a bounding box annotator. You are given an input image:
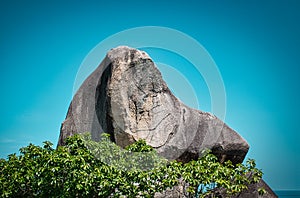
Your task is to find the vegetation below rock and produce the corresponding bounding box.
[0,133,265,197]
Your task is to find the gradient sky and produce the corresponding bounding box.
[0,0,299,191]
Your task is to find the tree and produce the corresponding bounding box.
[0,133,264,197]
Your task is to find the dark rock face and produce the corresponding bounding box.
[231,179,278,198]
[59,46,249,164]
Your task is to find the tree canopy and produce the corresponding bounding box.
[0,133,265,197]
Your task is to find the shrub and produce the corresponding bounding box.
[0,133,264,197]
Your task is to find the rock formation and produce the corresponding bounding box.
[58,46,277,197]
[59,46,248,164]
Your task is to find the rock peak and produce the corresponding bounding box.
[107,46,151,62]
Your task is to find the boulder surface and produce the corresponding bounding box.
[59,46,249,164]
[59,46,277,198]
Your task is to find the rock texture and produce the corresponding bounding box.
[59,46,277,198]
[231,179,278,198]
[59,46,248,164]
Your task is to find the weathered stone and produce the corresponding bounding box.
[230,179,278,198]
[215,179,278,198]
[59,46,277,197]
[59,46,249,164]
[154,179,187,198]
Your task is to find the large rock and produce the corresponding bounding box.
[59,46,277,198]
[59,46,248,164]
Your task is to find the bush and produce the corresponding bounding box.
[0,133,264,197]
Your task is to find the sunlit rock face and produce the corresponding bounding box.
[59,46,249,164]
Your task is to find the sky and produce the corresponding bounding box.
[0,0,299,191]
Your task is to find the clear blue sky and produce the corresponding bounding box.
[0,0,299,191]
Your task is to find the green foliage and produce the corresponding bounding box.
[81,133,167,171]
[0,133,264,197]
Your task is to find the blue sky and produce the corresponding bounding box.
[0,0,299,191]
